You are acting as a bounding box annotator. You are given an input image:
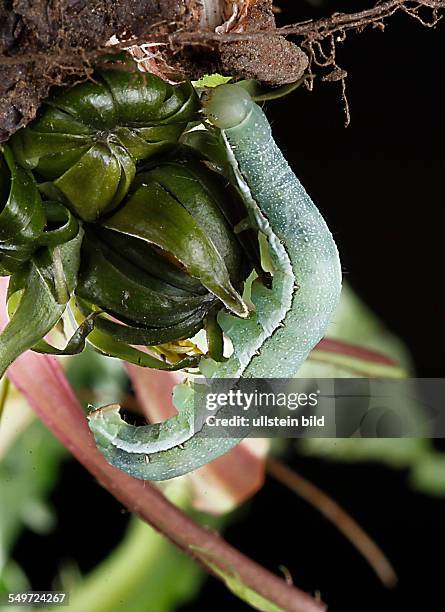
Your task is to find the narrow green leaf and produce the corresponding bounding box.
[143,160,246,281]
[94,227,204,294]
[70,302,199,371]
[0,146,45,274]
[77,297,207,347]
[47,79,117,129]
[236,77,306,102]
[32,312,98,356]
[0,229,83,378]
[37,201,79,248]
[205,309,227,362]
[0,262,65,379]
[193,74,232,89]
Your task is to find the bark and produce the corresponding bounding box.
[0,0,308,141]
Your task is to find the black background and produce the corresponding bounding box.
[11,2,445,611]
[268,0,444,379]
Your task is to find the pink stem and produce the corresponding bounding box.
[3,348,323,611]
[0,278,325,609]
[315,338,397,366]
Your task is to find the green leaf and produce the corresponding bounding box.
[143,158,247,282]
[101,70,199,125]
[37,201,79,248]
[0,415,65,575]
[32,312,97,356]
[53,143,124,221]
[181,129,230,167]
[0,228,83,379]
[76,232,213,327]
[193,74,233,89]
[69,301,200,372]
[0,146,45,275]
[237,78,306,102]
[0,263,64,379]
[93,226,203,294]
[190,547,283,612]
[77,297,207,347]
[205,309,227,362]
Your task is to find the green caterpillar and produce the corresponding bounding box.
[87,84,342,480]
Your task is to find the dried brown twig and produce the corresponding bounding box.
[162,0,444,45]
[267,458,398,589]
[4,1,442,67]
[121,0,442,125]
[1,0,443,136]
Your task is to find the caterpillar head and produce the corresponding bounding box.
[203,84,253,130]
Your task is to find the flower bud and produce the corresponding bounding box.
[0,73,253,376]
[10,70,199,222]
[76,154,249,345]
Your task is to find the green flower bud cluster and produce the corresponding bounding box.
[0,70,252,378]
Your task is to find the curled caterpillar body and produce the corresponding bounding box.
[206,84,342,377]
[88,84,342,481]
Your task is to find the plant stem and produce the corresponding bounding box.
[65,483,204,612]
[0,376,10,421]
[267,457,398,589]
[311,338,406,377]
[315,338,397,366]
[6,352,324,612]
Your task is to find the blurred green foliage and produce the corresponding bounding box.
[1,283,445,612]
[63,483,206,612]
[0,418,65,599]
[299,284,445,497]
[0,355,220,612]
